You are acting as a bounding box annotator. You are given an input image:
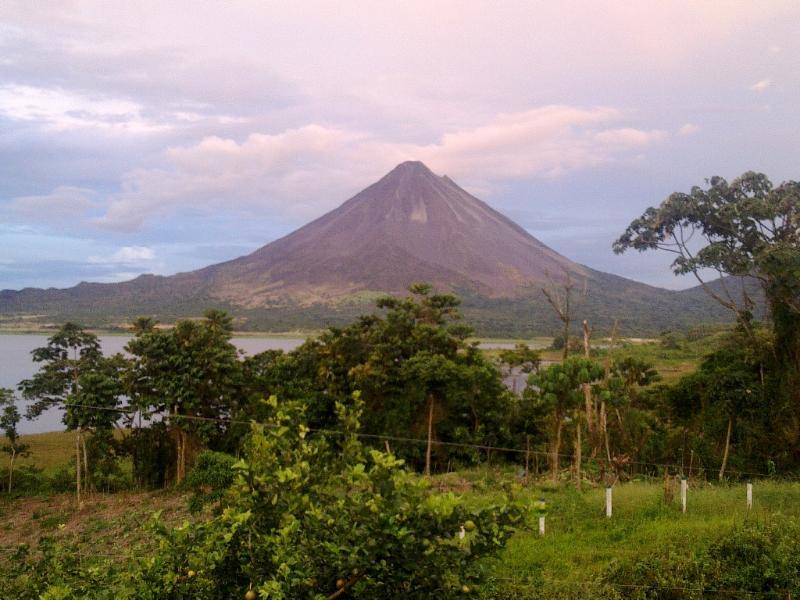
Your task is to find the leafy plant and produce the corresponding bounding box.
[124,394,527,598]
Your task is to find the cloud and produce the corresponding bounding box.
[94,106,669,230]
[0,85,169,133]
[88,245,156,264]
[750,79,771,92]
[678,123,700,136]
[9,186,97,223]
[591,127,668,146]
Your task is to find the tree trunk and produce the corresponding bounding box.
[81,431,90,492]
[177,428,186,483]
[7,449,15,493]
[551,416,563,482]
[562,316,570,361]
[601,401,611,463]
[525,435,530,484]
[718,416,733,481]
[425,395,435,478]
[574,412,582,491]
[75,430,82,507]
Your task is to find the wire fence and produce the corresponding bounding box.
[12,400,792,482]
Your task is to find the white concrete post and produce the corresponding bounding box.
[680,478,688,513]
[538,516,545,536]
[746,481,753,511]
[605,486,612,518]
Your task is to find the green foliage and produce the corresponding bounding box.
[4,395,526,599]
[604,517,800,598]
[1,387,30,493]
[19,323,124,431]
[529,358,605,417]
[250,285,515,470]
[614,171,800,411]
[125,422,176,489]
[126,310,243,480]
[123,394,526,599]
[185,450,237,513]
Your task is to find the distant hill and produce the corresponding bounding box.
[0,161,743,336]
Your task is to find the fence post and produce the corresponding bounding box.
[680,478,688,513]
[605,486,613,518]
[746,481,753,511]
[538,515,545,536]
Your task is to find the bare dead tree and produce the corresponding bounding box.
[542,270,587,360]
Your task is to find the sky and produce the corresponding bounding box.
[1,1,799,291]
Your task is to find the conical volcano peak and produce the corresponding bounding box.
[389,160,435,176]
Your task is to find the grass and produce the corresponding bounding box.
[0,489,191,568]
[2,467,798,598]
[455,472,800,597]
[1,430,132,474]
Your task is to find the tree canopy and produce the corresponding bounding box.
[613,171,800,403]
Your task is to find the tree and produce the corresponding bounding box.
[529,358,604,485]
[277,285,512,472]
[126,309,242,483]
[0,388,30,494]
[541,271,586,360]
[19,323,123,504]
[613,172,800,403]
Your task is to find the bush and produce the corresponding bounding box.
[122,395,529,598]
[185,450,236,513]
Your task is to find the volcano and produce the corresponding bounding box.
[0,161,733,335]
[196,160,588,304]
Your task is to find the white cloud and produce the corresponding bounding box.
[750,79,772,92]
[93,106,669,230]
[88,246,155,264]
[0,85,169,133]
[678,123,700,136]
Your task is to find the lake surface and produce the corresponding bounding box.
[0,334,540,434]
[0,334,307,434]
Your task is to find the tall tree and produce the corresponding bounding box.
[126,309,242,483]
[613,172,800,404]
[19,323,122,504]
[529,358,604,485]
[0,388,30,494]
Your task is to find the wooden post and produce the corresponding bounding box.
[746,481,753,511]
[538,515,545,536]
[425,396,434,478]
[574,411,582,491]
[680,478,687,513]
[605,486,612,518]
[75,430,82,507]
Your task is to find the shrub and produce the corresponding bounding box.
[123,394,528,598]
[185,450,236,513]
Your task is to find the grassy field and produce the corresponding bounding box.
[1,471,797,598]
[468,475,800,597]
[1,430,133,474]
